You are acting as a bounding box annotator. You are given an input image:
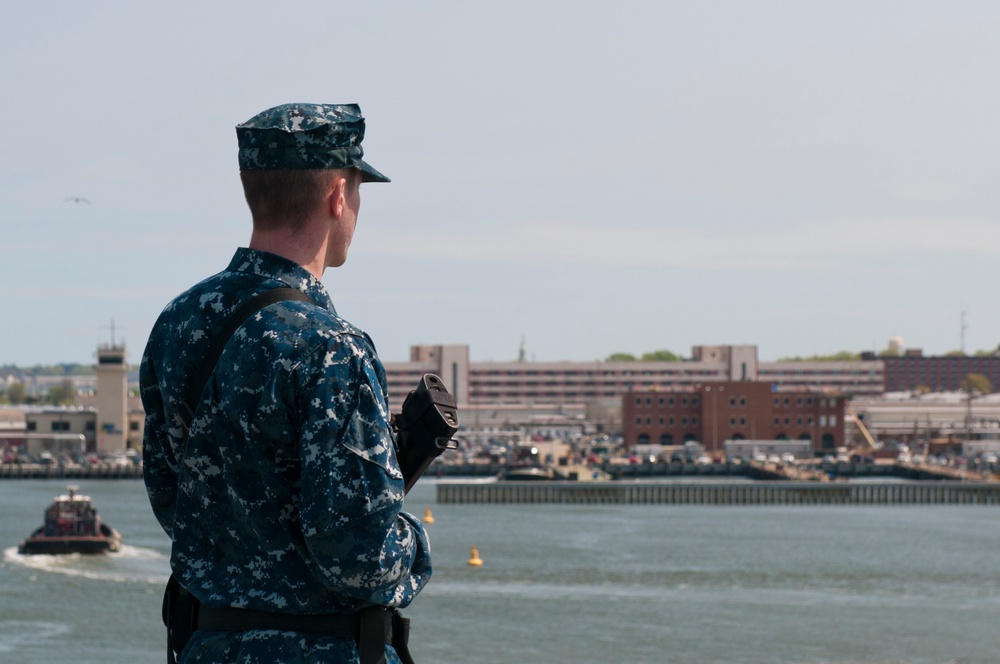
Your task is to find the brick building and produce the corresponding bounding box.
[622,382,846,454]
[882,351,1000,393]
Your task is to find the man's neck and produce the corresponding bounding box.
[248,224,328,280]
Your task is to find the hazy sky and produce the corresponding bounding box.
[3,1,1000,366]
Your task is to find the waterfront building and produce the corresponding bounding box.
[19,342,144,454]
[849,391,1000,450]
[385,344,883,409]
[384,344,877,441]
[621,381,847,454]
[2,341,925,454]
[0,407,24,434]
[882,349,1000,393]
[758,359,883,395]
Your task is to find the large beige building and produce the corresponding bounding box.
[385,343,884,410]
[383,344,884,438]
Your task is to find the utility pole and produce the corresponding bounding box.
[961,309,967,355]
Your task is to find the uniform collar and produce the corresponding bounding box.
[228,247,336,312]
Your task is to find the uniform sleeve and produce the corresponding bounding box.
[293,334,432,608]
[140,348,179,538]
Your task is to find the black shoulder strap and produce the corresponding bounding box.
[180,287,313,429]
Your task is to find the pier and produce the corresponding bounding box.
[0,463,143,480]
[436,480,1000,505]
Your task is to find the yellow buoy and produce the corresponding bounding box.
[467,546,483,567]
[423,508,435,524]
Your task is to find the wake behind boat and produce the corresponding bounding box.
[18,484,122,555]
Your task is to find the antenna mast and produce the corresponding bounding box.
[961,309,967,355]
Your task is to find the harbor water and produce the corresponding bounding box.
[1,478,998,663]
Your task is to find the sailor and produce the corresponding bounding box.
[141,103,430,664]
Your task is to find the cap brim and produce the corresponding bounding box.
[357,160,390,183]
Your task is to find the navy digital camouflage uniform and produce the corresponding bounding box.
[141,104,428,663]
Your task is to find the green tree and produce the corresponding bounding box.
[640,349,682,362]
[5,382,27,404]
[605,353,637,362]
[777,351,861,362]
[46,379,77,405]
[961,373,993,395]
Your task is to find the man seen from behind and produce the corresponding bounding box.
[140,103,430,664]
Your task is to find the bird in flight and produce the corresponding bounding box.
[64,197,91,204]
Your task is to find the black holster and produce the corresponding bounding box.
[162,574,198,664]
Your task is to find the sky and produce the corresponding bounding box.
[3,1,1000,366]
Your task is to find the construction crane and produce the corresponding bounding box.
[846,406,880,454]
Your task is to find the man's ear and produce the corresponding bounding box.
[328,176,347,219]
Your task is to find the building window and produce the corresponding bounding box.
[829,415,837,427]
[691,397,699,406]
[636,417,642,425]
[691,417,698,425]
[681,417,688,426]
[820,415,827,427]
[740,397,747,407]
[27,421,37,431]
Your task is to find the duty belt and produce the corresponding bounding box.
[197,604,409,664]
[163,575,413,664]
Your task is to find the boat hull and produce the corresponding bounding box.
[500,467,555,481]
[18,524,122,555]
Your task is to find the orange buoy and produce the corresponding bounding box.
[423,508,435,524]
[467,546,483,566]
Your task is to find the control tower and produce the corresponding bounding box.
[95,340,128,454]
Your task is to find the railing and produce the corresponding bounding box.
[0,463,143,480]
[437,480,1000,505]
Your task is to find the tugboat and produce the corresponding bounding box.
[18,485,122,555]
[498,462,555,481]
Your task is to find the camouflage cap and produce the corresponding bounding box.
[236,103,390,182]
